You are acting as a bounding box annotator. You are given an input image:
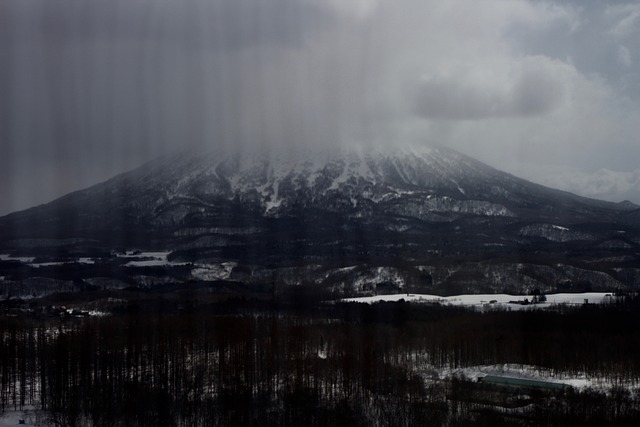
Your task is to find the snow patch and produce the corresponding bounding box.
[117,251,188,267]
[0,254,36,263]
[443,364,597,391]
[343,292,615,309]
[191,262,237,281]
[519,224,594,242]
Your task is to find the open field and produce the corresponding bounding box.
[343,291,615,309]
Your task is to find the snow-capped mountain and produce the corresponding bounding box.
[117,144,524,223]
[1,144,639,296]
[8,144,631,226]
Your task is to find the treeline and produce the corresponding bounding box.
[2,301,640,425]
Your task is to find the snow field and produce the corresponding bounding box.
[343,292,615,309]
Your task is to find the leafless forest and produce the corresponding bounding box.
[3,294,640,426]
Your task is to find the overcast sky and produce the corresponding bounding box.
[1,0,640,215]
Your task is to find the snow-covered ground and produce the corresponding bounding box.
[2,251,186,268]
[119,251,174,267]
[116,251,190,267]
[425,363,638,392]
[30,258,96,267]
[1,254,96,267]
[118,252,238,277]
[0,254,35,263]
[191,262,237,281]
[0,406,41,426]
[343,292,615,309]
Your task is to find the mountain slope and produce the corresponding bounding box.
[3,144,634,231]
[1,145,639,296]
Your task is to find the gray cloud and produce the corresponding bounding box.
[508,1,640,100]
[1,0,640,215]
[412,56,566,120]
[524,167,640,205]
[617,46,632,67]
[10,0,333,51]
[607,3,640,38]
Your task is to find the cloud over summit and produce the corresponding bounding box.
[1,0,640,214]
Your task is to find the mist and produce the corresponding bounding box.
[2,0,640,215]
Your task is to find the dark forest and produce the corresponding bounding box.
[3,295,640,426]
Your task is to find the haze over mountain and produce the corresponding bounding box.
[1,145,639,297]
